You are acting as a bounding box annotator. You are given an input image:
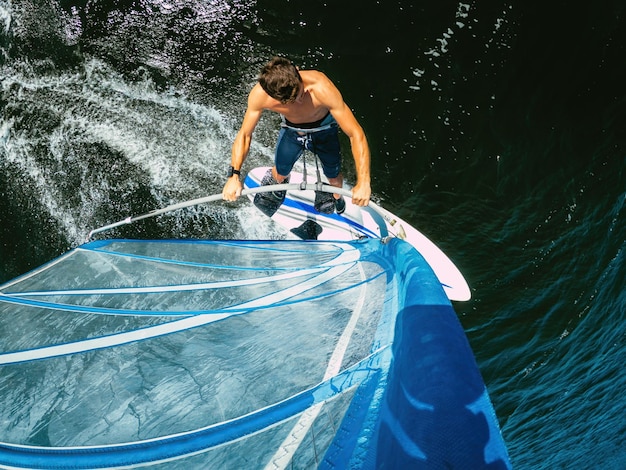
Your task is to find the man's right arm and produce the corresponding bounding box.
[222,86,264,201]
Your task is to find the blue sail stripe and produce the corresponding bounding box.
[4,266,328,297]
[0,347,389,470]
[0,266,383,320]
[0,260,364,364]
[82,240,354,271]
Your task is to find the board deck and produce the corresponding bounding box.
[244,166,471,301]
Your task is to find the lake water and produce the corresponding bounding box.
[0,1,624,468]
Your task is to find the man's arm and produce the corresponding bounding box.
[317,74,371,206]
[222,86,264,201]
[331,102,371,206]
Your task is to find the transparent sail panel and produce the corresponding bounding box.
[0,240,387,455]
[0,238,510,469]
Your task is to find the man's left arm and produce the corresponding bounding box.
[313,72,371,205]
[328,99,371,207]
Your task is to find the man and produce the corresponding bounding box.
[222,56,371,215]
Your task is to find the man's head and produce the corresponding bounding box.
[259,57,303,104]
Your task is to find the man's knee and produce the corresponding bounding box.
[327,173,343,187]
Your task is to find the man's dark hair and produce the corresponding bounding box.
[258,57,302,103]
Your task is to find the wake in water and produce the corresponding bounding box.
[1,0,285,281]
[1,60,279,243]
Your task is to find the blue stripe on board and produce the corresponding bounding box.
[244,176,380,238]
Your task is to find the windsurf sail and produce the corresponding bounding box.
[0,237,510,469]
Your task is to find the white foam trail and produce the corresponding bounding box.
[0,0,11,62]
[1,59,276,245]
[0,1,10,33]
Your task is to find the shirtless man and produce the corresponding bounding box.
[222,56,371,214]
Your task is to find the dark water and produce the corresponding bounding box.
[1,1,624,468]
